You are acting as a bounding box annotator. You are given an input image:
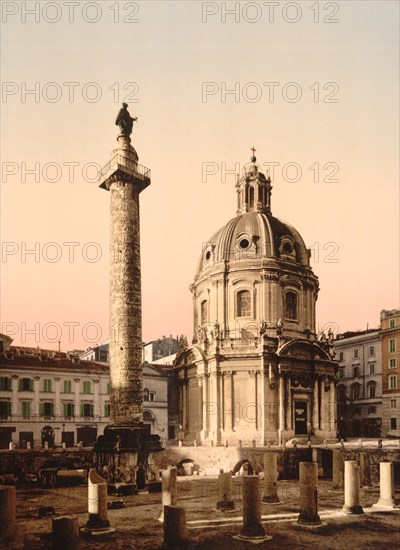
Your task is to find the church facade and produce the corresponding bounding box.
[174,154,338,446]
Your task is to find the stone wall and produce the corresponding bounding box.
[1,446,399,484]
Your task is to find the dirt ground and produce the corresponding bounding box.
[2,477,400,549]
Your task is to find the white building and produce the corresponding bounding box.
[0,341,110,449]
[334,329,382,438]
[0,336,171,448]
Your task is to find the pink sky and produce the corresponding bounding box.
[1,1,399,351]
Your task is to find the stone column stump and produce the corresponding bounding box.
[342,461,364,515]
[52,515,79,549]
[373,462,395,508]
[297,462,322,527]
[216,472,235,511]
[83,469,115,536]
[159,467,178,522]
[164,505,187,548]
[233,476,272,542]
[0,485,16,540]
[331,450,344,490]
[262,453,280,504]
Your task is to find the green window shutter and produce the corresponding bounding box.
[80,404,84,417]
[50,403,54,416]
[7,402,12,416]
[71,403,75,417]
[90,404,94,417]
[18,379,22,391]
[29,379,33,391]
[39,403,44,416]
[63,403,67,416]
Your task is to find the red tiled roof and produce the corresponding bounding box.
[0,346,109,373]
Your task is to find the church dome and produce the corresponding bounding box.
[196,211,310,278]
[195,152,311,280]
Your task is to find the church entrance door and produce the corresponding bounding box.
[294,402,308,435]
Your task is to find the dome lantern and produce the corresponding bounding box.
[236,148,272,216]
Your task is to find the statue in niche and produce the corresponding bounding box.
[115,103,137,136]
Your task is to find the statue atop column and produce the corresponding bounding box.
[115,103,137,136]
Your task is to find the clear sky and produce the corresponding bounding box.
[1,0,399,351]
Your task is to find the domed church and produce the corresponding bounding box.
[174,152,337,446]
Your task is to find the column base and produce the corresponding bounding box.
[233,534,273,544]
[262,495,281,504]
[373,498,395,508]
[342,505,364,515]
[216,500,236,511]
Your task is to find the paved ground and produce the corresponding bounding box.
[2,476,400,549]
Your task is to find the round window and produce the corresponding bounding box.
[283,242,293,255]
[239,238,250,249]
[205,251,211,260]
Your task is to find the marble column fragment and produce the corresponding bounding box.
[159,467,178,522]
[52,515,79,549]
[262,453,280,504]
[216,472,235,511]
[342,461,364,515]
[0,485,16,539]
[297,462,321,526]
[374,462,395,508]
[164,506,187,548]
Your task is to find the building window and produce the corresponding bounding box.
[337,385,346,401]
[339,352,344,362]
[149,392,155,402]
[43,379,52,392]
[143,388,149,402]
[40,402,54,417]
[354,407,361,415]
[104,403,110,417]
[81,403,94,418]
[370,364,375,375]
[83,381,91,394]
[200,300,208,324]
[367,382,376,398]
[0,401,11,419]
[351,383,361,400]
[249,186,255,207]
[389,319,396,328]
[389,339,396,353]
[0,377,12,391]
[107,383,110,395]
[237,290,252,318]
[389,358,396,369]
[353,348,359,359]
[353,366,359,377]
[339,368,344,379]
[285,291,297,320]
[63,403,74,418]
[18,378,33,391]
[389,375,397,390]
[390,418,397,430]
[369,345,375,357]
[63,380,72,393]
[368,406,376,414]
[390,399,397,408]
[21,401,31,418]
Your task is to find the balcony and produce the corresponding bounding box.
[98,153,151,190]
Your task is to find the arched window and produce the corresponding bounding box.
[351,383,361,400]
[249,187,255,207]
[237,290,251,317]
[200,300,208,324]
[367,381,377,399]
[285,291,298,320]
[337,384,346,401]
[143,388,149,402]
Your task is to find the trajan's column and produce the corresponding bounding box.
[95,104,161,484]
